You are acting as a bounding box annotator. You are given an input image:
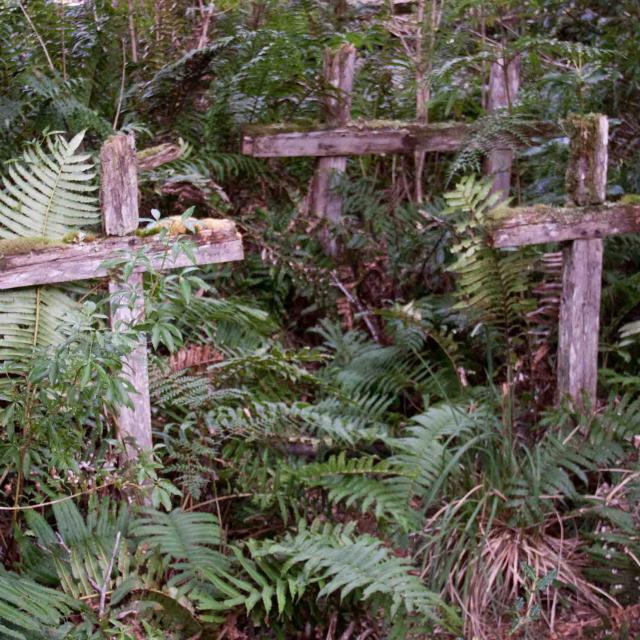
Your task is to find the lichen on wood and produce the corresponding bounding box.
[136,143,184,171]
[136,216,238,237]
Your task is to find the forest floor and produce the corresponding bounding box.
[476,603,640,640]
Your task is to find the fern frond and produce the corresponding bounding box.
[388,404,476,494]
[0,132,99,372]
[443,175,537,358]
[260,520,452,625]
[22,498,130,601]
[0,288,79,368]
[0,570,76,639]
[0,131,99,240]
[131,508,228,591]
[299,452,417,528]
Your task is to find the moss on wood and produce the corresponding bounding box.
[564,113,607,206]
[243,119,471,136]
[0,237,62,255]
[619,194,640,204]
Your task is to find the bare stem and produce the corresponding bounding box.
[18,0,56,74]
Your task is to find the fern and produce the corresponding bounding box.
[131,508,229,592]
[0,570,75,640]
[298,452,418,529]
[0,132,99,372]
[194,547,307,621]
[443,175,537,380]
[258,520,455,627]
[195,519,458,633]
[448,111,535,180]
[295,405,476,530]
[0,131,99,239]
[0,288,79,367]
[21,498,131,602]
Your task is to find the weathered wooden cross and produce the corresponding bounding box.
[488,114,640,407]
[0,134,244,457]
[242,44,541,247]
[243,52,640,408]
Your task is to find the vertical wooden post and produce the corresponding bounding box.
[308,43,356,256]
[100,134,153,458]
[248,1,267,29]
[557,114,608,408]
[485,54,520,199]
[334,0,348,20]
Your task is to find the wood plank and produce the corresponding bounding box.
[557,114,608,408]
[241,120,558,158]
[488,203,640,248]
[100,133,151,460]
[485,55,520,198]
[0,228,243,291]
[557,238,603,407]
[565,114,609,206]
[136,142,183,171]
[309,43,356,257]
[109,272,153,456]
[100,134,139,236]
[242,121,472,157]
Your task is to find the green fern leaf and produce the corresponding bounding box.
[0,132,99,240]
[0,132,99,372]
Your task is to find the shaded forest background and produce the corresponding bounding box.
[1,1,640,638]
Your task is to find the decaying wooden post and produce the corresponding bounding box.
[485,54,520,198]
[557,114,608,408]
[308,43,356,256]
[100,134,153,458]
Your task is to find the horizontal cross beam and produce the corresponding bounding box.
[0,226,243,291]
[241,120,558,158]
[488,203,640,248]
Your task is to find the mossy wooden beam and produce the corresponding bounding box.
[241,120,558,158]
[488,203,640,248]
[242,121,471,157]
[0,226,242,291]
[136,142,183,171]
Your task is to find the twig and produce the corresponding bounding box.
[127,0,138,63]
[99,531,121,617]
[113,39,127,130]
[187,492,252,512]
[55,532,71,555]
[330,270,381,343]
[197,0,214,49]
[17,0,55,74]
[325,612,338,640]
[0,481,140,512]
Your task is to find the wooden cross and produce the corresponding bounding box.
[242,46,547,252]
[0,134,244,458]
[489,114,640,408]
[245,95,639,406]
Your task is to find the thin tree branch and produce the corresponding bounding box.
[17,0,55,74]
[99,531,122,617]
[330,270,381,343]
